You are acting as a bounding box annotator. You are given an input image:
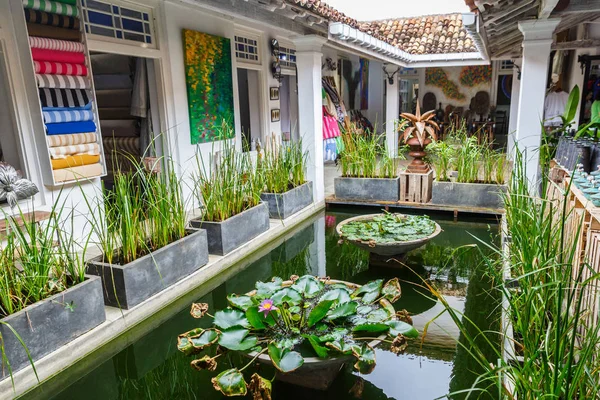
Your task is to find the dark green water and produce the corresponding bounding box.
[19,209,500,400]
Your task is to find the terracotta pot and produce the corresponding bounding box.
[406,137,431,173]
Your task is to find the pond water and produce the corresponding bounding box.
[19,208,500,400]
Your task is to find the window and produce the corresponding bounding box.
[279,46,296,69]
[81,0,155,47]
[235,35,260,63]
[500,60,514,71]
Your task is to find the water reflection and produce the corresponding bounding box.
[24,209,499,400]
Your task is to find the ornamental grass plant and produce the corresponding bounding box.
[339,125,400,179]
[259,136,308,194]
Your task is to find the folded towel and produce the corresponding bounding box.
[23,0,79,18]
[46,120,96,135]
[39,88,90,109]
[93,74,133,90]
[36,74,90,89]
[53,163,103,182]
[47,132,97,147]
[51,154,100,170]
[34,61,87,76]
[31,48,85,64]
[24,9,79,29]
[43,110,94,123]
[49,143,100,158]
[27,23,80,41]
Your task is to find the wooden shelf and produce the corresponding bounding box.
[0,211,51,234]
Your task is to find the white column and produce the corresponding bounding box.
[507,58,521,159]
[385,66,400,157]
[293,35,327,203]
[515,19,560,185]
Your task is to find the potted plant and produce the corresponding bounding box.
[398,102,439,173]
[85,157,209,309]
[258,137,313,219]
[334,127,402,202]
[177,275,418,396]
[0,189,105,379]
[189,127,269,255]
[336,213,442,256]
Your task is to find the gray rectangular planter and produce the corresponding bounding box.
[431,181,508,209]
[86,229,209,309]
[0,276,105,379]
[260,181,313,219]
[334,176,400,202]
[189,202,270,256]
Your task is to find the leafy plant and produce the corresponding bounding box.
[258,136,308,194]
[338,126,401,178]
[339,213,437,244]
[426,140,455,182]
[177,275,417,398]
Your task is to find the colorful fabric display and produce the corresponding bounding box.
[47,132,97,147]
[23,0,79,18]
[49,143,100,158]
[324,138,338,162]
[100,120,139,137]
[322,107,341,139]
[103,137,140,155]
[24,9,79,29]
[43,109,93,123]
[27,23,80,41]
[36,74,90,89]
[31,48,85,64]
[46,121,96,135]
[93,74,133,90]
[53,163,103,182]
[29,37,83,52]
[34,61,87,76]
[39,88,90,109]
[51,154,100,170]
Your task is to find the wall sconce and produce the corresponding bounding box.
[513,62,521,80]
[383,66,400,85]
[270,38,282,85]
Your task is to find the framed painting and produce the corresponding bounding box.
[183,29,235,144]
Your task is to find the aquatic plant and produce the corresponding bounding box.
[426,140,455,182]
[177,275,417,398]
[338,125,400,178]
[339,213,437,244]
[259,136,308,194]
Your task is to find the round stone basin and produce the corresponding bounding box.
[336,214,442,256]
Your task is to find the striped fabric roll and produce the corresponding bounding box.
[29,37,83,52]
[23,0,79,18]
[51,154,100,170]
[46,120,96,135]
[31,48,85,64]
[39,88,90,109]
[36,74,90,89]
[34,61,87,76]
[53,0,76,5]
[103,136,140,155]
[43,109,93,123]
[27,23,81,41]
[49,143,100,158]
[53,163,103,183]
[47,132,97,147]
[24,9,79,29]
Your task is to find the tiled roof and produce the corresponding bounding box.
[360,14,477,54]
[286,1,477,55]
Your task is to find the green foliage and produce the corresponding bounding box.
[338,128,403,178]
[211,369,247,396]
[426,140,454,181]
[340,213,437,244]
[258,137,308,194]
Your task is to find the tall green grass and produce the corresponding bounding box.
[259,136,308,194]
[338,126,400,178]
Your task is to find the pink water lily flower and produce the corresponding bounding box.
[259,299,278,317]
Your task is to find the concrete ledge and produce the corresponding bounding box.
[334,177,400,202]
[1,201,325,399]
[431,181,507,209]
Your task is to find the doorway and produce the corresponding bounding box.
[280,74,299,141]
[237,68,262,151]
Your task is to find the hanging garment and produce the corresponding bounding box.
[324,138,338,162]
[24,9,79,29]
[23,0,80,18]
[43,109,93,123]
[31,48,85,64]
[29,37,83,52]
[53,163,103,182]
[45,120,96,135]
[39,88,90,109]
[51,154,100,170]
[130,58,147,118]
[36,74,90,89]
[49,143,100,158]
[34,61,87,76]
[544,91,569,126]
[27,23,80,41]
[47,132,97,147]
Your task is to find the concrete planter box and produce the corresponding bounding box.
[189,202,270,256]
[260,181,313,219]
[431,181,508,209]
[0,276,105,378]
[334,177,400,202]
[86,229,209,309]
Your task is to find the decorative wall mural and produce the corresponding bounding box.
[425,68,465,100]
[459,66,492,87]
[183,29,235,144]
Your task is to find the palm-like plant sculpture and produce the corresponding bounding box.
[399,102,439,173]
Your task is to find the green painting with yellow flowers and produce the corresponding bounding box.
[183,29,235,144]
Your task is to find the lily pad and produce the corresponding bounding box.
[352,345,376,374]
[352,323,390,333]
[326,337,355,354]
[268,343,304,373]
[227,294,255,311]
[218,327,258,351]
[271,287,302,306]
[382,278,401,303]
[307,300,335,327]
[211,368,247,396]
[304,334,330,358]
[292,275,324,298]
[351,280,383,304]
[189,329,219,351]
[213,309,250,330]
[366,308,390,322]
[326,301,358,320]
[386,320,419,339]
[319,288,352,304]
[255,278,283,298]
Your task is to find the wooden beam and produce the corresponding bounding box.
[552,38,600,49]
[539,0,561,19]
[554,0,600,13]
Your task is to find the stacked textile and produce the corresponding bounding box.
[23,0,103,182]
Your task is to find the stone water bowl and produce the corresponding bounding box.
[336,214,443,256]
[245,279,392,390]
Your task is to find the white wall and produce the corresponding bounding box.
[368,60,385,131]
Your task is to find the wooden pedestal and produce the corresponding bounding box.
[399,170,433,203]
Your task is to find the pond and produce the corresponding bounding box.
[19,208,500,400]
